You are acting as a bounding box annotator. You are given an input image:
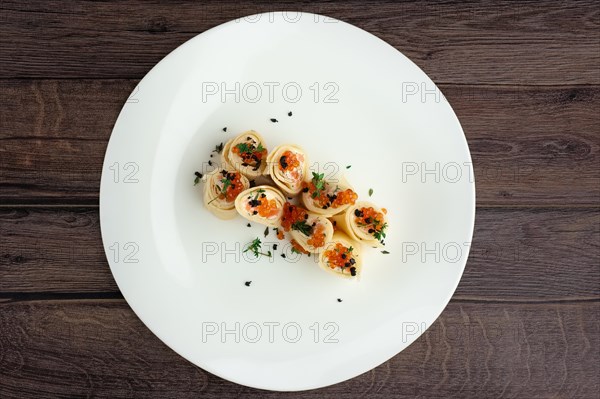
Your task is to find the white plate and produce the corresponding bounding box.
[100,12,475,391]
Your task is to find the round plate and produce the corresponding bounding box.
[100,12,475,391]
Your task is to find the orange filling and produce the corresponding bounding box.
[307,223,326,248]
[277,229,285,240]
[324,243,355,271]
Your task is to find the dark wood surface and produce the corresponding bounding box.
[1,1,598,398]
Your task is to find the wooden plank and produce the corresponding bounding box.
[1,208,598,300]
[0,1,598,84]
[1,80,598,205]
[0,299,597,398]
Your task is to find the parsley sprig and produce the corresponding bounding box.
[311,172,326,198]
[207,176,233,204]
[291,220,314,236]
[243,238,272,258]
[373,221,388,243]
[235,142,264,154]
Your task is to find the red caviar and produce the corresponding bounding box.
[355,207,386,236]
[280,202,308,232]
[323,243,355,271]
[301,181,357,208]
[255,198,279,218]
[279,150,300,171]
[222,172,244,202]
[307,223,326,248]
[232,140,267,168]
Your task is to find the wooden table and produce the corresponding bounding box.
[1,1,599,397]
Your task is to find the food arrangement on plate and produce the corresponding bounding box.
[195,129,389,279]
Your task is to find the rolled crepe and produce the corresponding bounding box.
[288,213,334,254]
[234,185,286,227]
[222,130,268,178]
[266,144,309,196]
[318,231,362,278]
[203,168,250,220]
[300,174,358,217]
[330,201,388,247]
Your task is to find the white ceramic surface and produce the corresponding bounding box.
[100,12,475,391]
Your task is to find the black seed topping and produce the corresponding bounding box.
[194,172,203,178]
[337,298,342,302]
[354,209,363,217]
[281,253,286,258]
[252,210,258,215]
[208,160,212,166]
[273,244,278,250]
[279,156,288,169]
[302,187,309,193]
[247,223,251,227]
[223,127,227,132]
[245,281,252,286]
[341,254,346,259]
[368,228,375,233]
[288,111,292,117]
[270,118,278,123]
[350,267,357,276]
[349,258,356,265]
[304,214,309,220]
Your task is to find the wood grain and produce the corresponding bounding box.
[1,0,599,84]
[1,0,599,396]
[1,80,598,205]
[1,208,598,300]
[0,299,597,398]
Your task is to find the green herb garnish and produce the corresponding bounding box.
[368,188,374,197]
[235,142,251,154]
[291,220,314,236]
[311,172,326,199]
[291,247,301,254]
[253,188,266,202]
[207,175,232,204]
[381,250,390,254]
[243,238,272,258]
[264,226,269,237]
[346,165,351,169]
[373,222,388,242]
